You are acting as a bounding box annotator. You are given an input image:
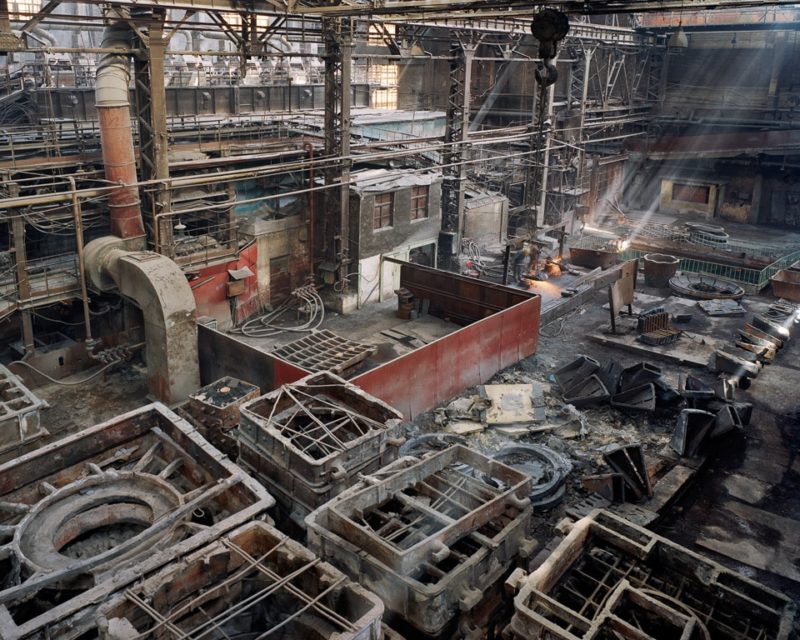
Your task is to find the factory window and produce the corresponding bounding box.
[368,63,398,110]
[410,186,429,220]
[373,193,393,230]
[672,183,710,205]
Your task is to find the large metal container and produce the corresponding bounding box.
[643,253,679,287]
[771,268,800,302]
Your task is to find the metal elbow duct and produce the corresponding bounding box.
[96,7,145,241]
[85,237,200,404]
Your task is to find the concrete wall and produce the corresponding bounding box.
[349,179,441,305]
[658,178,719,217]
[463,194,508,246]
[241,214,310,309]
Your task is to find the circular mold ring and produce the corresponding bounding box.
[15,471,183,573]
[399,433,466,458]
[487,445,572,510]
[669,273,745,300]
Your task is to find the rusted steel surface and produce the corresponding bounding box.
[198,324,308,393]
[353,296,540,419]
[306,446,536,637]
[387,259,534,325]
[0,403,274,640]
[238,371,404,527]
[95,521,384,640]
[97,106,145,239]
[507,510,796,640]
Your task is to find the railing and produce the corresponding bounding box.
[572,232,800,293]
[23,253,81,303]
[618,248,800,293]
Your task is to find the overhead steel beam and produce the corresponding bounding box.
[11,0,800,20]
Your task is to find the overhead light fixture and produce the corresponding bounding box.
[667,27,688,49]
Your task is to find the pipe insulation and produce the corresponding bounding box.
[96,7,146,240]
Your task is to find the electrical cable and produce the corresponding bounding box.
[230,285,325,338]
[9,359,118,386]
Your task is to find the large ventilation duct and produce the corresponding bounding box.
[84,237,200,404]
[96,7,145,240]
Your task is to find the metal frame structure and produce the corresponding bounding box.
[95,520,384,640]
[306,445,536,636]
[0,402,275,640]
[507,509,796,640]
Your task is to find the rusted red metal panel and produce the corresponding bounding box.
[353,295,541,420]
[450,325,482,393]
[271,357,309,388]
[518,296,541,358]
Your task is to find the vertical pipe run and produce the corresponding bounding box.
[96,7,145,240]
[69,177,93,341]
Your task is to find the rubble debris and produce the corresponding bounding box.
[479,383,547,425]
[505,510,796,640]
[272,329,378,374]
[180,375,259,457]
[697,298,746,316]
[444,420,486,436]
[435,394,489,426]
[96,520,383,640]
[0,364,47,462]
[400,432,466,457]
[668,273,745,300]
[306,445,535,637]
[488,445,572,510]
[670,408,715,457]
[237,371,404,528]
[0,403,274,640]
[602,443,652,500]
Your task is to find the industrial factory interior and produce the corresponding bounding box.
[2,0,800,637]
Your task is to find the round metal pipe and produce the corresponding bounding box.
[96,6,145,240]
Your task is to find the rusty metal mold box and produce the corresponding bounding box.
[95,520,384,640]
[238,371,404,489]
[306,447,535,636]
[238,435,397,525]
[507,509,796,640]
[0,364,47,461]
[187,376,260,431]
[0,402,275,640]
[237,371,404,529]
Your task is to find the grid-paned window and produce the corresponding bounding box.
[373,192,393,230]
[410,186,429,220]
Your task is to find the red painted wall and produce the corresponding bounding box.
[352,295,540,419]
[190,243,260,327]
